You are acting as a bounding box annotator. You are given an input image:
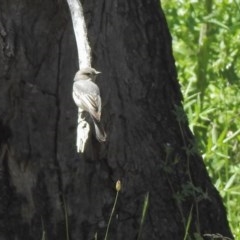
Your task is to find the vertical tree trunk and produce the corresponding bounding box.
[0,1,233,240]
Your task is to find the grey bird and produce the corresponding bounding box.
[72,67,107,142]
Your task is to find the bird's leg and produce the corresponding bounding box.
[78,109,85,123]
[76,108,90,152]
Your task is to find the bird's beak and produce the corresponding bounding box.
[95,71,101,74]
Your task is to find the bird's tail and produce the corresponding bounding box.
[92,117,107,142]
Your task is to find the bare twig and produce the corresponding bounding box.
[66,0,92,152]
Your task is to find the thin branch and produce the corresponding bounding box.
[66,0,91,68]
[66,0,92,152]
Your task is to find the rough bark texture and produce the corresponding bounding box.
[0,0,233,240]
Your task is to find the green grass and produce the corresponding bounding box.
[137,192,149,240]
[162,0,240,238]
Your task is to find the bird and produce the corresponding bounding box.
[72,67,107,142]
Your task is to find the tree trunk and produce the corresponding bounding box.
[0,0,233,240]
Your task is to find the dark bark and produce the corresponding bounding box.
[0,0,233,240]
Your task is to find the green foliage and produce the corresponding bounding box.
[162,0,240,238]
[183,205,193,240]
[137,192,149,240]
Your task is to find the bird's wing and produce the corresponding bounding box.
[75,90,101,121]
[81,93,101,121]
[73,82,101,121]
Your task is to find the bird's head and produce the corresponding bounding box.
[74,67,101,81]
